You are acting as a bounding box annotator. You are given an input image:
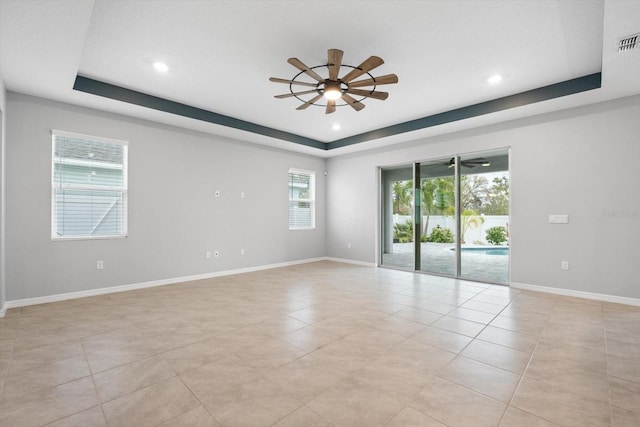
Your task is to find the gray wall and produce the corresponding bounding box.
[327,95,640,299]
[0,75,6,310]
[5,93,326,301]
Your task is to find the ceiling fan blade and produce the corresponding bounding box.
[287,58,324,82]
[348,74,398,88]
[325,99,336,114]
[274,89,318,99]
[328,49,343,81]
[346,88,388,100]
[269,77,318,88]
[341,93,365,111]
[341,56,384,83]
[296,94,324,110]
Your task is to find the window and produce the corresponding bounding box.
[288,168,315,230]
[51,130,128,240]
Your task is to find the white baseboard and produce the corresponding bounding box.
[1,257,330,314]
[511,282,640,307]
[326,257,377,268]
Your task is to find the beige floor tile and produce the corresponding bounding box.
[447,307,498,324]
[490,314,548,336]
[102,377,199,427]
[159,337,224,374]
[411,376,506,427]
[0,377,99,427]
[8,340,85,373]
[373,315,427,337]
[541,320,606,352]
[1,355,90,407]
[461,299,507,315]
[363,339,456,383]
[93,355,176,402]
[386,407,446,427]
[44,406,107,427]
[85,339,157,374]
[156,405,220,427]
[499,406,561,426]
[309,339,382,372]
[609,353,640,383]
[236,338,308,369]
[4,263,639,427]
[610,376,640,413]
[307,378,404,427]
[341,327,407,352]
[281,325,342,352]
[606,337,640,359]
[393,307,443,325]
[410,326,473,353]
[261,354,348,403]
[180,355,303,427]
[432,315,487,337]
[81,327,145,355]
[461,339,531,374]
[511,377,610,427]
[477,325,539,353]
[439,356,521,403]
[271,405,334,427]
[610,406,640,427]
[525,342,609,402]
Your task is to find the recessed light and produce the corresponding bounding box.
[153,61,169,73]
[332,123,341,131]
[488,74,503,85]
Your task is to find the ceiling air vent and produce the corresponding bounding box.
[618,33,639,52]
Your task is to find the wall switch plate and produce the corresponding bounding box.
[214,251,220,257]
[549,214,569,224]
[240,248,245,255]
[561,261,569,270]
[347,243,351,249]
[240,191,245,198]
[96,260,104,270]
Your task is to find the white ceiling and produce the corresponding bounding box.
[1,0,639,157]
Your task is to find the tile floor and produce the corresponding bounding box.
[0,261,639,426]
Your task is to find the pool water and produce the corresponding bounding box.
[452,247,509,256]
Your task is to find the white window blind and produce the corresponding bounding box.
[288,168,315,230]
[51,130,128,240]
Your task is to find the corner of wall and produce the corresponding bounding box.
[0,77,6,315]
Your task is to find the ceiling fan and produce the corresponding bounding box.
[269,48,398,114]
[447,158,491,168]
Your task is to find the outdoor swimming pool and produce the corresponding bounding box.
[454,247,509,256]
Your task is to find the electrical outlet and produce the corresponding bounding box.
[96,260,104,270]
[347,242,351,249]
[214,251,220,258]
[240,248,245,256]
[206,251,211,259]
[561,261,569,270]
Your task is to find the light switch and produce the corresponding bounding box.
[549,214,569,224]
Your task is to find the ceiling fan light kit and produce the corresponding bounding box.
[270,49,398,114]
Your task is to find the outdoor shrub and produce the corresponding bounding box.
[393,220,413,243]
[427,226,454,243]
[486,226,507,245]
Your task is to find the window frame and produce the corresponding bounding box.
[288,167,316,230]
[51,129,129,241]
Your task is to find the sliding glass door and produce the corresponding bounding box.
[380,150,509,285]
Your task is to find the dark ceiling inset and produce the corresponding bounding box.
[74,73,602,151]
